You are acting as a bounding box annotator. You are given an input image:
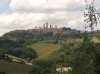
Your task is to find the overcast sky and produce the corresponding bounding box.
[0,0,100,36]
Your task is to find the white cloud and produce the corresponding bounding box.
[8,0,85,28]
[10,0,84,13]
[0,12,46,35]
[0,0,85,36]
[0,11,84,36]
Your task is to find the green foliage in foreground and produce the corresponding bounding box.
[71,38,100,74]
[29,59,55,74]
[71,40,95,74]
[30,37,100,74]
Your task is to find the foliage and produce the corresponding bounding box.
[71,37,100,74]
[48,43,76,66]
[2,29,84,45]
[0,38,37,61]
[29,43,77,74]
[71,40,94,74]
[0,29,100,74]
[29,59,55,74]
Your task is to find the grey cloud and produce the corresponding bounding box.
[14,6,82,14]
[0,23,29,29]
[10,0,83,14]
[15,7,82,14]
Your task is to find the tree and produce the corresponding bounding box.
[71,0,100,74]
[71,38,96,74]
[30,59,55,74]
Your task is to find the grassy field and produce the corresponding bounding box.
[0,60,33,74]
[28,42,60,58]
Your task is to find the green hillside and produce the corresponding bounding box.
[28,42,60,58]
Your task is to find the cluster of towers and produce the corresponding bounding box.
[43,22,57,29]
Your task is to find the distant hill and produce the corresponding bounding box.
[2,28,82,43]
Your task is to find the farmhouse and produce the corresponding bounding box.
[56,67,72,72]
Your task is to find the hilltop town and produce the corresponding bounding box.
[27,22,81,34]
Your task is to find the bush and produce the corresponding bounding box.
[30,59,55,74]
[53,39,58,44]
[0,53,5,59]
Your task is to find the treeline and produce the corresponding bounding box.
[3,30,58,44]
[2,29,85,45]
[0,37,37,62]
[2,30,100,44]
